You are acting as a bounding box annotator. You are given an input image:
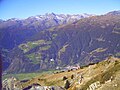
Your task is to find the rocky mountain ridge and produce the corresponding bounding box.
[0,13,92,50]
[0,13,92,30]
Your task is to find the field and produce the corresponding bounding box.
[2,70,58,80]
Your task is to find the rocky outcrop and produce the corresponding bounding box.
[87,81,101,90]
[2,77,20,90]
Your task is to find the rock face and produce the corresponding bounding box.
[87,81,101,90]
[1,11,120,73]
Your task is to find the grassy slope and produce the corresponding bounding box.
[68,57,120,90]
[2,73,41,80]
[5,57,120,90]
[2,70,56,80]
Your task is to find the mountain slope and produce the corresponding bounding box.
[0,13,92,71]
[6,13,120,73]
[0,13,91,49]
[69,57,120,90]
[107,10,120,15]
[3,57,120,90]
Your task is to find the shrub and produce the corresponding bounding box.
[71,75,74,79]
[64,80,70,89]
[63,76,67,80]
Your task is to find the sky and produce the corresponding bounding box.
[0,0,120,20]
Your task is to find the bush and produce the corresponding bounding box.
[63,76,67,80]
[64,80,70,89]
[71,75,74,79]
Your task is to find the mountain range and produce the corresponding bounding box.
[0,13,92,49]
[0,11,120,73]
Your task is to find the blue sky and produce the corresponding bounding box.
[0,0,120,20]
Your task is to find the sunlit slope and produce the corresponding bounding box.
[19,57,120,90]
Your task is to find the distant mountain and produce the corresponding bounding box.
[3,11,120,73]
[0,13,92,49]
[0,13,93,72]
[1,11,120,73]
[0,13,92,30]
[106,10,120,15]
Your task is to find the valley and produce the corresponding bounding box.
[1,11,120,73]
[1,10,120,90]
